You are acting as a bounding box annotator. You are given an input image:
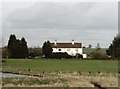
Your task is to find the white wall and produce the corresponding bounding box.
[53,48,82,56]
[82,54,87,58]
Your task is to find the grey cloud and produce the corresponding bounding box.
[2,2,118,48]
[5,2,117,30]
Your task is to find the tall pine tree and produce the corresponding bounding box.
[106,34,120,59]
[7,34,28,58]
[7,34,17,58]
[21,37,28,58]
[42,41,53,58]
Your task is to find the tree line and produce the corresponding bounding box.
[2,34,120,59]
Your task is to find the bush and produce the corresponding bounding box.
[28,52,35,59]
[2,48,10,58]
[52,52,72,59]
[28,48,42,58]
[76,53,83,59]
[90,50,109,60]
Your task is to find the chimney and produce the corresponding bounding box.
[72,40,74,45]
[54,40,57,46]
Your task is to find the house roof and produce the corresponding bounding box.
[51,43,82,48]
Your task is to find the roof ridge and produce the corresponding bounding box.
[51,43,82,48]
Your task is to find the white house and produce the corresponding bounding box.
[51,40,87,58]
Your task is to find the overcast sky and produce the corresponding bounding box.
[1,1,118,48]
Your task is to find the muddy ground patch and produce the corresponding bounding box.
[2,72,118,87]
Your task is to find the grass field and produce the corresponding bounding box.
[2,59,118,87]
[83,48,107,55]
[2,59,118,73]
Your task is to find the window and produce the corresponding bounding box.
[59,49,61,51]
[75,48,78,52]
[67,49,70,51]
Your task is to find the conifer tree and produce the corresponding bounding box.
[42,40,53,58]
[7,34,28,58]
[106,34,120,58]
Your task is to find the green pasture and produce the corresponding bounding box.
[83,48,107,55]
[2,59,118,73]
